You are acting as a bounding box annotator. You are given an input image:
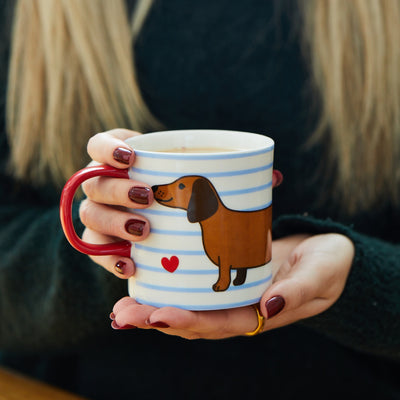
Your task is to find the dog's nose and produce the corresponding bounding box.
[152,185,159,193]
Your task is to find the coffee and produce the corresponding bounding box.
[157,147,242,153]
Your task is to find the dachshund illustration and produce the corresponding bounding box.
[152,176,272,292]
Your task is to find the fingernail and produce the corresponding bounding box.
[109,312,116,320]
[128,186,150,205]
[113,147,132,165]
[125,219,146,236]
[265,295,285,319]
[111,320,136,330]
[149,321,170,328]
[114,261,127,274]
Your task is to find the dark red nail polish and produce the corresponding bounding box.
[128,186,150,205]
[109,312,116,320]
[150,321,170,328]
[265,295,285,319]
[125,219,146,236]
[114,261,127,274]
[113,147,132,165]
[111,320,136,330]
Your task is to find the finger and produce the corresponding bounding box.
[262,274,317,318]
[82,176,153,209]
[145,306,259,339]
[259,259,332,331]
[110,296,139,329]
[271,234,311,278]
[82,228,134,278]
[79,199,150,242]
[87,129,141,168]
[112,296,137,314]
[272,169,283,188]
[261,234,355,331]
[268,233,354,315]
[262,296,330,332]
[113,302,158,330]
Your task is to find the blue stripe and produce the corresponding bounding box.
[135,209,187,217]
[135,146,273,160]
[135,201,272,218]
[136,262,216,275]
[134,297,263,311]
[220,181,272,196]
[134,243,205,256]
[150,228,201,236]
[135,274,272,293]
[131,162,273,178]
[242,200,272,211]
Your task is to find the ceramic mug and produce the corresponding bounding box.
[60,130,276,310]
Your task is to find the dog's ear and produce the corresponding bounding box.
[187,178,219,222]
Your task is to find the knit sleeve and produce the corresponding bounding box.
[0,171,126,353]
[272,214,400,361]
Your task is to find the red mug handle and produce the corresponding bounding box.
[60,165,132,257]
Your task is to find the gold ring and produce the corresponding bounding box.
[245,305,265,336]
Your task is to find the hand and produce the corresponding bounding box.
[79,129,154,278]
[110,233,354,339]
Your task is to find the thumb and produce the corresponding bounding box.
[259,263,328,330]
[258,233,354,332]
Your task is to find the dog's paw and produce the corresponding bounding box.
[212,282,229,292]
[233,269,247,286]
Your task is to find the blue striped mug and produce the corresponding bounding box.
[60,130,276,310]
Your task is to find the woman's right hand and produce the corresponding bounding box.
[79,129,154,278]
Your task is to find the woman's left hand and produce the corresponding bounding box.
[111,233,355,339]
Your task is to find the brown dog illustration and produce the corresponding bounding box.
[152,176,272,292]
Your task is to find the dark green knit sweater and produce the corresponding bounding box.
[0,1,399,399]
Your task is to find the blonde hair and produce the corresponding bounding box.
[6,0,400,213]
[302,0,400,212]
[7,0,161,186]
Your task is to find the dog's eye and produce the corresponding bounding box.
[179,183,186,190]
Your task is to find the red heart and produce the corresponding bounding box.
[161,256,179,273]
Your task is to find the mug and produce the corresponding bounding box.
[60,130,275,310]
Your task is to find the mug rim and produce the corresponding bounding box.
[125,129,274,159]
